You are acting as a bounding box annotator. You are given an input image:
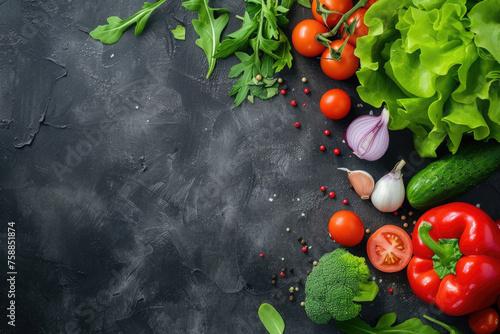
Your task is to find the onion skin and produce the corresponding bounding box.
[345,108,390,161]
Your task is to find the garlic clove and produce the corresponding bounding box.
[338,168,375,200]
[370,160,406,212]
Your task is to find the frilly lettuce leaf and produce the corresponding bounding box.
[356,0,500,157]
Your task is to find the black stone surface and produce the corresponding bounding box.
[1,1,499,333]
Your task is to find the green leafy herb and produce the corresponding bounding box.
[182,0,229,78]
[171,25,186,40]
[296,0,311,8]
[214,0,295,106]
[423,315,463,334]
[335,313,440,334]
[90,0,166,44]
[258,303,285,334]
[356,0,500,157]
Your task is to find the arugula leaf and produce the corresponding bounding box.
[171,25,186,40]
[182,0,229,78]
[218,0,294,106]
[423,315,463,334]
[335,313,440,334]
[90,0,166,44]
[295,0,311,8]
[258,303,285,334]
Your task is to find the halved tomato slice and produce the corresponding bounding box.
[367,225,412,273]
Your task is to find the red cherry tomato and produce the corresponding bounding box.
[365,0,379,9]
[341,8,369,47]
[320,40,359,80]
[312,0,353,28]
[292,19,329,57]
[468,308,499,334]
[367,225,413,273]
[319,88,351,120]
[328,211,364,247]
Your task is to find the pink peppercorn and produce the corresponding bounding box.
[333,148,340,155]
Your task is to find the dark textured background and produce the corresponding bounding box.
[1,0,499,333]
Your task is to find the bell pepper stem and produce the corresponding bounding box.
[418,221,463,279]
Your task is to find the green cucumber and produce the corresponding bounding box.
[406,141,500,211]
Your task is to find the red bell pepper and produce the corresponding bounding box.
[407,202,500,316]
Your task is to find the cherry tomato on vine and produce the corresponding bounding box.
[365,0,379,9]
[328,211,364,247]
[341,8,369,47]
[292,19,329,57]
[468,308,499,334]
[367,225,412,273]
[320,39,359,80]
[312,0,353,28]
[320,88,351,119]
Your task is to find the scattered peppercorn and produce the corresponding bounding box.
[300,301,305,307]
[256,74,263,81]
[291,100,297,106]
[294,122,300,128]
[320,186,326,192]
[260,253,264,258]
[333,148,340,155]
[272,274,277,279]
[308,257,314,263]
[289,268,294,273]
[280,272,285,278]
[302,103,306,107]
[301,239,306,245]
[401,215,407,221]
[342,199,348,205]
[301,77,307,83]
[320,145,326,151]
[297,236,302,242]
[278,78,283,84]
[281,267,286,272]
[409,211,414,216]
[289,295,295,302]
[393,211,398,216]
[281,89,286,95]
[313,261,318,266]
[324,129,330,136]
[306,270,311,275]
[301,246,308,253]
[289,287,295,293]
[296,278,302,284]
[329,191,336,198]
[388,288,393,293]
[365,228,371,234]
[271,280,276,285]
[403,222,409,228]
[304,88,310,94]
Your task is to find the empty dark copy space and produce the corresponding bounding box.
[1,1,499,333]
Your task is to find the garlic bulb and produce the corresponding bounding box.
[371,160,406,212]
[338,168,374,199]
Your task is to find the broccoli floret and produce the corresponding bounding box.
[304,248,379,324]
